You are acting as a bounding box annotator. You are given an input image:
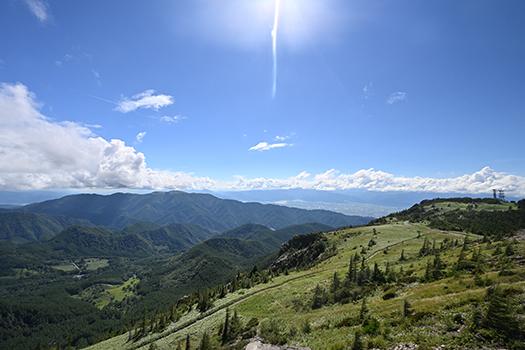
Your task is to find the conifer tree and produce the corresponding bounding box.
[470,303,483,330]
[432,253,444,280]
[346,258,356,285]
[311,284,327,309]
[455,246,468,271]
[372,262,385,284]
[399,249,406,261]
[198,332,211,350]
[351,330,363,350]
[402,299,412,318]
[483,286,520,338]
[330,272,341,294]
[419,237,430,256]
[229,309,242,340]
[185,334,191,350]
[221,308,230,344]
[359,298,369,322]
[504,242,514,256]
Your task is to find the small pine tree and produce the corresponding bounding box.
[455,246,468,271]
[470,303,483,330]
[198,332,211,350]
[402,299,412,318]
[221,309,230,344]
[311,284,327,309]
[185,334,191,350]
[351,330,363,350]
[229,309,242,340]
[359,298,369,322]
[504,242,514,256]
[330,272,341,294]
[483,286,520,338]
[419,237,430,256]
[372,262,385,283]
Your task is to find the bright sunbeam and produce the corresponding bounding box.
[181,0,345,98]
[271,0,281,98]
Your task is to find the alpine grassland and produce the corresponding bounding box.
[87,200,525,349]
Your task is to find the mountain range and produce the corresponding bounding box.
[0,190,371,244]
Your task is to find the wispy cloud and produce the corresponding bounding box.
[362,82,373,99]
[249,141,292,152]
[115,90,174,113]
[160,115,186,124]
[274,132,295,142]
[136,131,146,143]
[55,54,73,67]
[387,91,407,104]
[24,0,49,23]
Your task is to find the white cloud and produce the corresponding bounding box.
[0,82,214,190]
[1,82,525,196]
[160,115,185,124]
[24,0,49,23]
[55,54,73,67]
[387,91,407,104]
[274,132,295,142]
[115,90,174,113]
[249,142,292,152]
[231,167,525,195]
[136,131,146,143]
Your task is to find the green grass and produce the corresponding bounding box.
[52,258,109,273]
[425,201,517,213]
[52,262,78,272]
[86,223,524,350]
[76,276,140,309]
[83,258,110,271]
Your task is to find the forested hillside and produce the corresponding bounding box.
[23,191,371,231]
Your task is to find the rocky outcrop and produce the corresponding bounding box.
[245,337,310,350]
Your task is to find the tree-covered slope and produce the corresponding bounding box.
[0,211,92,244]
[23,191,371,232]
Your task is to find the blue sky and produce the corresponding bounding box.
[1,0,525,194]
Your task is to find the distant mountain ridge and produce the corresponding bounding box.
[23,191,371,232]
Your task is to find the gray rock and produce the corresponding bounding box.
[245,337,310,350]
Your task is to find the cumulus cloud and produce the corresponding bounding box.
[231,167,525,195]
[115,90,174,113]
[136,131,146,143]
[0,83,214,190]
[249,142,292,152]
[1,82,524,195]
[24,0,49,23]
[387,91,407,104]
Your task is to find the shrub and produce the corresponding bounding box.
[259,319,287,345]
